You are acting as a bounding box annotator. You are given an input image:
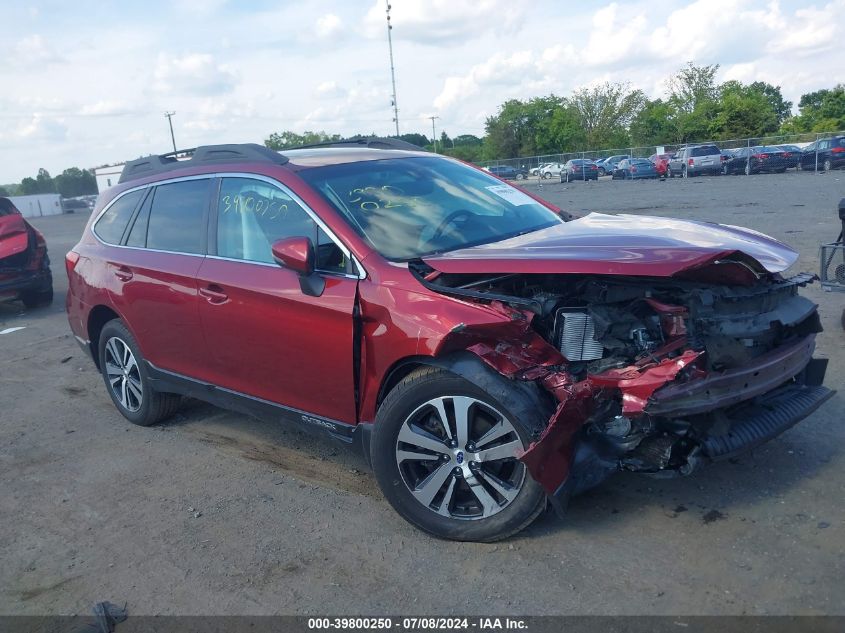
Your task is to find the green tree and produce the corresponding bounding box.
[782,85,845,132]
[0,186,11,197]
[483,99,532,159]
[667,63,720,142]
[547,105,586,152]
[669,62,720,112]
[36,168,57,194]
[54,167,97,198]
[748,81,792,124]
[19,177,39,195]
[710,81,778,139]
[630,99,677,146]
[396,133,429,147]
[567,82,644,148]
[452,134,483,147]
[264,130,342,150]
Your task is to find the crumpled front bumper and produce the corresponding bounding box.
[547,333,833,510]
[646,334,823,417]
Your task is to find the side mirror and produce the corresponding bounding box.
[271,236,324,297]
[272,236,314,275]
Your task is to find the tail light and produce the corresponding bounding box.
[720,155,727,162]
[832,147,845,154]
[571,167,578,173]
[65,250,80,278]
[630,166,637,172]
[590,165,597,170]
[688,158,694,166]
[783,152,791,157]
[758,153,769,159]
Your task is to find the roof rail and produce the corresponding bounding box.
[118,143,289,184]
[287,136,426,152]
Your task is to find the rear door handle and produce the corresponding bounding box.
[113,265,133,282]
[199,284,229,304]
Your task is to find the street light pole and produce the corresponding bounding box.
[429,115,440,153]
[385,2,399,136]
[164,111,177,153]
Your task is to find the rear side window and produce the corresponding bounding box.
[691,146,720,156]
[146,179,211,254]
[94,190,144,244]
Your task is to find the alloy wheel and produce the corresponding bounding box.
[394,396,526,520]
[104,336,143,412]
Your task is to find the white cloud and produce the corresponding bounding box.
[774,0,843,55]
[153,53,237,96]
[315,81,346,98]
[79,101,135,116]
[435,51,539,110]
[5,34,62,67]
[582,3,649,67]
[17,114,68,142]
[315,13,343,38]
[363,0,525,43]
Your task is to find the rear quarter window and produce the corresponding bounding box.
[691,146,720,157]
[94,189,144,244]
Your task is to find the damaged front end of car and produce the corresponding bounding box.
[0,198,52,305]
[411,253,834,511]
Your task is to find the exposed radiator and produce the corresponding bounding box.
[555,310,604,361]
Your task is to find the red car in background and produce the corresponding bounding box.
[66,140,832,542]
[649,153,672,176]
[0,197,53,308]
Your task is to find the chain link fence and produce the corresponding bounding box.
[480,130,845,180]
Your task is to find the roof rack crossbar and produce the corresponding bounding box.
[118,143,289,184]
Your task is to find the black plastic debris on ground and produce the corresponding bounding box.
[91,601,127,633]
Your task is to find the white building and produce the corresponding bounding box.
[94,163,125,193]
[5,194,63,218]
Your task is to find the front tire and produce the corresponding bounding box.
[515,173,525,180]
[98,320,181,426]
[824,159,833,172]
[371,367,546,542]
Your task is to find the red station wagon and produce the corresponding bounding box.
[66,140,833,541]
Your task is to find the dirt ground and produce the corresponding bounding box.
[1,171,843,616]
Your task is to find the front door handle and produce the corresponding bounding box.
[199,284,229,304]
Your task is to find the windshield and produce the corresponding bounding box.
[299,156,562,260]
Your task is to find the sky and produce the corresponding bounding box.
[1,0,843,183]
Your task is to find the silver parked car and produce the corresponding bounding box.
[667,144,723,177]
[539,163,565,179]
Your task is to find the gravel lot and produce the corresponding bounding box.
[1,170,843,616]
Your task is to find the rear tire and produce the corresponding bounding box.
[20,280,53,309]
[98,320,182,427]
[371,367,547,542]
[824,159,832,172]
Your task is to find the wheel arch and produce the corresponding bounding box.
[86,304,121,369]
[375,352,552,438]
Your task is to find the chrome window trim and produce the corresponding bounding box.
[204,254,360,281]
[90,171,367,280]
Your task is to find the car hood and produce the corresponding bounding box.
[422,213,797,278]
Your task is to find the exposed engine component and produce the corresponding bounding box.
[554,310,604,361]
